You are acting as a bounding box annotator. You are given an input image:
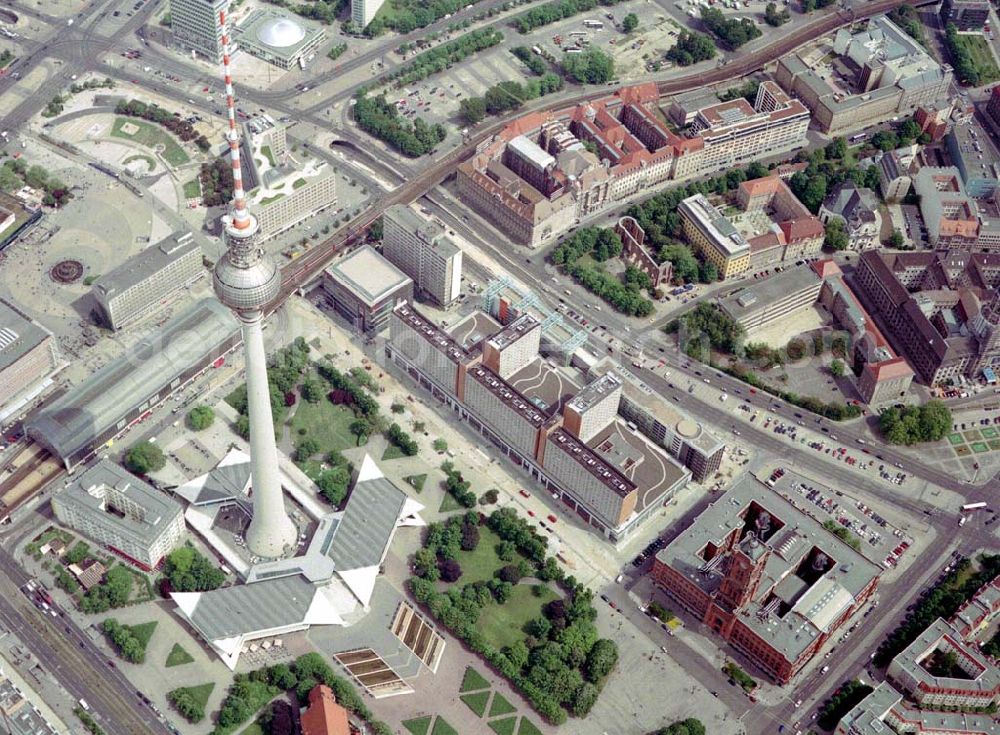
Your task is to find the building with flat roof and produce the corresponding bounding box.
[386,301,690,541]
[233,9,325,69]
[52,459,185,569]
[26,299,240,469]
[170,0,228,62]
[855,250,1000,384]
[718,262,825,332]
[0,300,60,425]
[913,167,981,250]
[650,472,882,684]
[383,205,463,307]
[92,232,204,330]
[775,16,952,134]
[351,0,384,28]
[946,121,1000,200]
[589,359,724,482]
[322,246,413,333]
[0,666,59,735]
[679,194,750,280]
[940,0,991,31]
[988,86,1000,132]
[819,183,881,251]
[837,682,1000,735]
[878,145,921,203]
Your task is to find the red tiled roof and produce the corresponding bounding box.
[865,357,914,382]
[301,685,350,735]
[780,217,824,242]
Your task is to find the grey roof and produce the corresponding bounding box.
[56,459,183,546]
[822,183,879,227]
[890,617,1000,694]
[836,682,902,735]
[26,299,239,462]
[325,246,412,306]
[196,461,251,505]
[0,299,53,373]
[655,472,882,662]
[187,575,316,641]
[92,232,201,297]
[385,204,461,258]
[0,670,59,735]
[718,265,822,322]
[327,474,407,570]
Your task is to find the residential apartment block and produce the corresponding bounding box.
[383,205,463,306]
[386,301,690,541]
[650,473,882,684]
[350,0,384,28]
[776,16,953,134]
[0,299,61,423]
[457,82,808,247]
[52,459,186,569]
[855,249,1000,384]
[92,232,204,329]
[940,0,991,31]
[679,194,750,280]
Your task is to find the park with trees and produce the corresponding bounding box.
[353,93,446,158]
[408,507,618,723]
[664,30,715,66]
[878,401,952,445]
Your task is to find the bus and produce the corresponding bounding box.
[849,133,868,143]
[962,502,987,511]
[583,19,604,28]
[569,31,588,37]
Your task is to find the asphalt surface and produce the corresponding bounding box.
[0,544,171,735]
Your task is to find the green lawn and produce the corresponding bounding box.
[128,621,158,649]
[972,441,989,453]
[293,177,308,189]
[947,433,965,445]
[438,493,464,513]
[182,179,201,198]
[382,444,406,461]
[456,526,507,585]
[261,145,276,168]
[241,724,265,735]
[460,666,491,693]
[489,717,518,735]
[169,682,214,713]
[517,719,544,735]
[479,584,559,650]
[983,427,998,439]
[488,692,516,718]
[431,717,459,735]
[405,474,427,492]
[289,390,364,459]
[110,117,189,166]
[461,690,491,717]
[123,153,156,171]
[165,643,194,667]
[403,717,432,735]
[260,193,286,206]
[951,33,1000,84]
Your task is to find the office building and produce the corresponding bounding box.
[616,217,672,288]
[351,0,384,28]
[684,82,810,174]
[650,474,882,684]
[92,232,204,330]
[387,301,689,541]
[718,262,826,332]
[170,0,228,61]
[855,250,1000,384]
[383,205,463,306]
[946,122,1000,199]
[52,459,185,569]
[0,667,59,735]
[776,16,953,134]
[322,246,413,333]
[735,174,825,269]
[679,194,750,280]
[233,9,325,70]
[27,299,239,469]
[940,0,991,31]
[0,300,60,423]
[589,360,723,482]
[913,168,981,250]
[987,86,1000,130]
[819,183,882,251]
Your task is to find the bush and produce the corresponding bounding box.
[186,405,214,431]
[665,30,715,66]
[562,48,615,84]
[163,546,225,592]
[700,7,760,48]
[101,619,148,663]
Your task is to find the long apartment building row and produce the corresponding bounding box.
[385,301,702,541]
[457,81,809,247]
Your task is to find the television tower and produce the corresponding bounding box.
[212,10,296,558]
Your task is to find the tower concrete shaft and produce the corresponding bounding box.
[212,9,296,558]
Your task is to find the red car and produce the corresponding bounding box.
[547,514,557,524]
[519,489,531,498]
[527,510,535,517]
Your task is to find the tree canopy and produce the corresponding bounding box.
[878,401,952,445]
[186,405,214,431]
[163,546,226,592]
[124,441,165,475]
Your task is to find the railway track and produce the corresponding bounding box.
[0,442,64,523]
[275,0,923,304]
